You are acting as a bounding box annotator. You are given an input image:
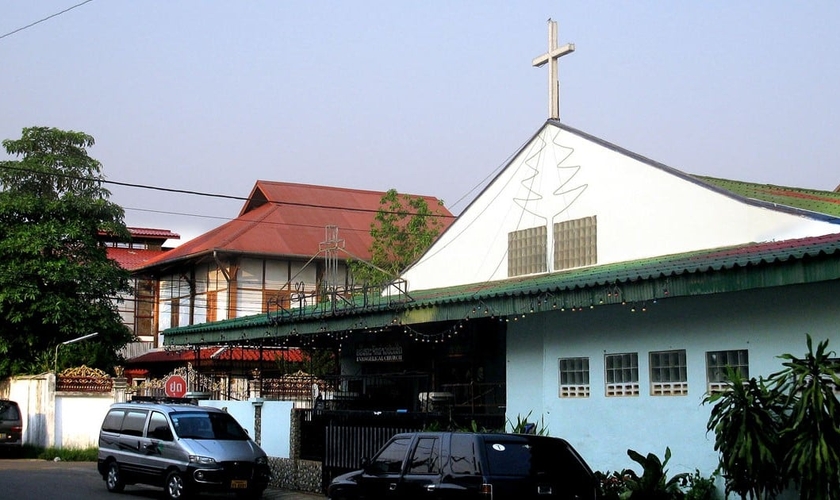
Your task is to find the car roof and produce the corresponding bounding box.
[110,401,225,413]
[391,431,570,443]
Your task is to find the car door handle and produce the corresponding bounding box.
[389,483,397,491]
[425,484,436,492]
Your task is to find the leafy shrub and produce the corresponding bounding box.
[704,335,840,500]
[596,448,691,500]
[622,447,687,500]
[679,469,716,500]
[506,410,549,435]
[595,470,631,500]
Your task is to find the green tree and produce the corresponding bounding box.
[350,189,446,286]
[704,335,840,500]
[0,127,134,377]
[703,369,785,499]
[771,336,840,500]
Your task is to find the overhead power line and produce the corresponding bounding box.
[0,0,95,41]
[0,163,455,219]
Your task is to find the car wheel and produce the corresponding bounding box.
[105,461,125,493]
[164,470,189,499]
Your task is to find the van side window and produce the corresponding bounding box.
[101,409,125,433]
[370,437,410,474]
[408,437,440,474]
[449,434,481,475]
[147,411,173,441]
[121,410,148,437]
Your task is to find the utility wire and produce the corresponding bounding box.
[123,206,371,234]
[0,0,95,41]
[0,163,456,219]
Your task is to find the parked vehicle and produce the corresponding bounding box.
[97,400,271,499]
[0,400,23,452]
[327,431,599,500]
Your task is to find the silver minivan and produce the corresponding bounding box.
[97,401,271,499]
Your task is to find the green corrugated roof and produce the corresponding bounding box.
[693,175,840,217]
[164,232,840,345]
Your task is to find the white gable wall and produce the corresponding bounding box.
[506,280,840,476]
[403,123,838,291]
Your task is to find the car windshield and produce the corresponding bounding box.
[0,402,20,420]
[170,411,249,440]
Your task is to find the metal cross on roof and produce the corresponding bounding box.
[532,19,575,120]
[319,225,345,291]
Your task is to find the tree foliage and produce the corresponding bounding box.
[704,335,840,500]
[0,127,134,377]
[772,336,840,500]
[703,369,786,499]
[350,189,446,286]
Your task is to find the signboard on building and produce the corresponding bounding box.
[356,343,403,363]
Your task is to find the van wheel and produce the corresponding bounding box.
[164,470,189,499]
[105,461,125,493]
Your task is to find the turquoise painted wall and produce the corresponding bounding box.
[506,281,840,476]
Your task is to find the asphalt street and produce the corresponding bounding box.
[0,459,325,500]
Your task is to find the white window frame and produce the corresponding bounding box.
[558,357,590,398]
[605,352,639,397]
[650,350,688,396]
[706,349,749,393]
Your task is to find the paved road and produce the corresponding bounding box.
[0,459,325,500]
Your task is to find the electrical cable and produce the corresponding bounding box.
[0,163,455,219]
[0,0,95,41]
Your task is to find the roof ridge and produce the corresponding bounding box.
[253,179,446,200]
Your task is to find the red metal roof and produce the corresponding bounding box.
[138,181,454,270]
[107,247,174,271]
[126,347,305,365]
[99,227,181,241]
[126,227,181,240]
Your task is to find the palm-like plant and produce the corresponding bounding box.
[703,369,785,499]
[769,335,840,500]
[622,447,687,500]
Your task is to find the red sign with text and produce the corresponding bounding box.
[165,375,187,398]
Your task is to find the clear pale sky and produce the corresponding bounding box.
[2,1,839,243]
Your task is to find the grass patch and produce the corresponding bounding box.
[16,444,97,461]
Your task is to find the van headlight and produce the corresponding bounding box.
[189,455,217,465]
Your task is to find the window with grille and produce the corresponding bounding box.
[650,350,688,396]
[605,353,639,396]
[508,226,547,277]
[706,350,749,392]
[554,216,597,271]
[558,357,590,398]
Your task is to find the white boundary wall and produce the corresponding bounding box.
[1,374,292,456]
[55,393,113,448]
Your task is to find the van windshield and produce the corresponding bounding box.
[170,411,249,440]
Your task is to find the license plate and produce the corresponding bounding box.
[231,480,248,489]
